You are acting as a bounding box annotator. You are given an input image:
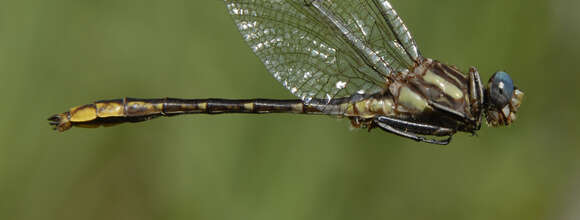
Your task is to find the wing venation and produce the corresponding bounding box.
[225,0,421,105]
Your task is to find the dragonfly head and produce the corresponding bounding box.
[484,71,524,127]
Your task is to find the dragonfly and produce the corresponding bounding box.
[48,0,524,145]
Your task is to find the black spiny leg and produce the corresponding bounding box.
[376,116,456,136]
[427,100,471,123]
[374,116,455,145]
[375,122,451,145]
[426,100,479,133]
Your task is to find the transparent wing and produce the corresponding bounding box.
[224,0,421,103]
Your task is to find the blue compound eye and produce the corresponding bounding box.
[488,71,514,107]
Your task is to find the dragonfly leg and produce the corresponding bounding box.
[374,116,454,145]
[427,100,474,123]
[469,67,484,130]
[374,122,452,145]
[375,116,456,136]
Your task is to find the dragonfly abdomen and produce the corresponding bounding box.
[48,98,327,132]
[343,97,397,119]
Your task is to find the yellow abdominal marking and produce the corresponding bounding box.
[96,102,124,117]
[369,99,395,116]
[198,102,207,111]
[291,103,303,113]
[243,102,254,111]
[399,87,429,112]
[382,99,395,114]
[356,101,370,116]
[424,71,463,99]
[369,99,382,113]
[69,105,97,122]
[343,98,396,117]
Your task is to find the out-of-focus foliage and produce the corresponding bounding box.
[1,0,579,219]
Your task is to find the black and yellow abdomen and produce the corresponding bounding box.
[48,98,327,132]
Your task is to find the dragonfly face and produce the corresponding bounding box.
[484,71,524,126]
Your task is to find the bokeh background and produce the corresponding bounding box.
[1,0,579,219]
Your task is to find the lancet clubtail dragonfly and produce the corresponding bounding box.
[49,0,524,145]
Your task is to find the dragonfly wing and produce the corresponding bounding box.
[373,0,422,61]
[225,0,421,104]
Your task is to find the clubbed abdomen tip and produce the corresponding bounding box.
[48,112,72,132]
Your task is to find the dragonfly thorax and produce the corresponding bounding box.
[356,59,486,133]
[341,59,485,133]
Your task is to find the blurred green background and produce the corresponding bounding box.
[1,0,579,219]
